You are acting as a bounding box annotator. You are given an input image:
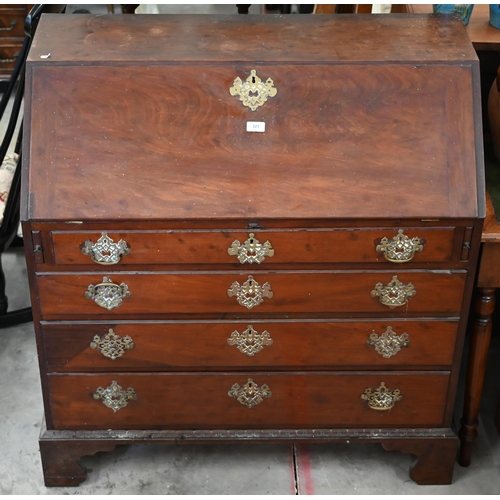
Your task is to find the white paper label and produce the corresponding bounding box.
[246,122,265,133]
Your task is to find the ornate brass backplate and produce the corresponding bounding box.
[227,233,275,264]
[81,232,130,265]
[227,275,273,309]
[228,378,272,408]
[366,326,410,359]
[227,325,273,356]
[370,275,416,308]
[90,328,135,360]
[85,276,131,310]
[93,380,137,412]
[361,382,402,411]
[229,69,278,111]
[376,229,424,263]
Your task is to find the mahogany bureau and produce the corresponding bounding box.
[22,14,484,486]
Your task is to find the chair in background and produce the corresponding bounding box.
[0,4,64,329]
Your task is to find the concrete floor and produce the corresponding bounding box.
[2,3,500,494]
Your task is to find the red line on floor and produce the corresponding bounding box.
[297,444,315,495]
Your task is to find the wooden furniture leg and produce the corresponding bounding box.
[39,439,117,487]
[382,436,458,485]
[236,5,251,14]
[458,287,496,467]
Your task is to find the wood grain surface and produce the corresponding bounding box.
[28,14,477,63]
[26,62,478,220]
[47,372,451,430]
[50,228,456,266]
[41,319,459,371]
[21,13,484,486]
[36,270,467,319]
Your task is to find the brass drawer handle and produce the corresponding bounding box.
[90,328,135,360]
[93,380,137,412]
[227,325,273,356]
[0,19,17,31]
[85,276,131,310]
[376,230,424,263]
[0,51,19,63]
[227,233,274,264]
[361,382,402,411]
[229,69,277,111]
[367,326,410,358]
[370,275,416,309]
[81,232,130,265]
[228,378,272,408]
[227,275,273,309]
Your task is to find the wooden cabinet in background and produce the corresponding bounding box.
[0,4,31,86]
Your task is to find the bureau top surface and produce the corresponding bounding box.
[24,14,483,222]
[28,14,476,64]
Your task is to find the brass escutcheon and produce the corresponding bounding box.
[81,232,130,265]
[366,326,410,359]
[376,229,424,263]
[85,276,131,310]
[229,69,278,111]
[90,328,135,360]
[93,380,137,412]
[361,382,402,411]
[227,233,275,264]
[370,275,416,309]
[227,275,273,309]
[228,378,272,408]
[227,325,273,356]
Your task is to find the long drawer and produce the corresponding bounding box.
[42,320,459,371]
[36,271,467,319]
[48,372,451,430]
[50,228,456,266]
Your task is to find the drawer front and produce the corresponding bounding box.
[42,320,459,371]
[48,372,450,430]
[51,228,455,266]
[36,271,466,319]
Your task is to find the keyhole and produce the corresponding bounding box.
[252,76,256,83]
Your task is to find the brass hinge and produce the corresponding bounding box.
[461,227,473,261]
[32,231,45,264]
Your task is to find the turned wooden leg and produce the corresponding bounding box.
[39,439,117,487]
[458,287,496,467]
[382,436,458,485]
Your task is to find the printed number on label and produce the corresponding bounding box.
[246,122,265,133]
